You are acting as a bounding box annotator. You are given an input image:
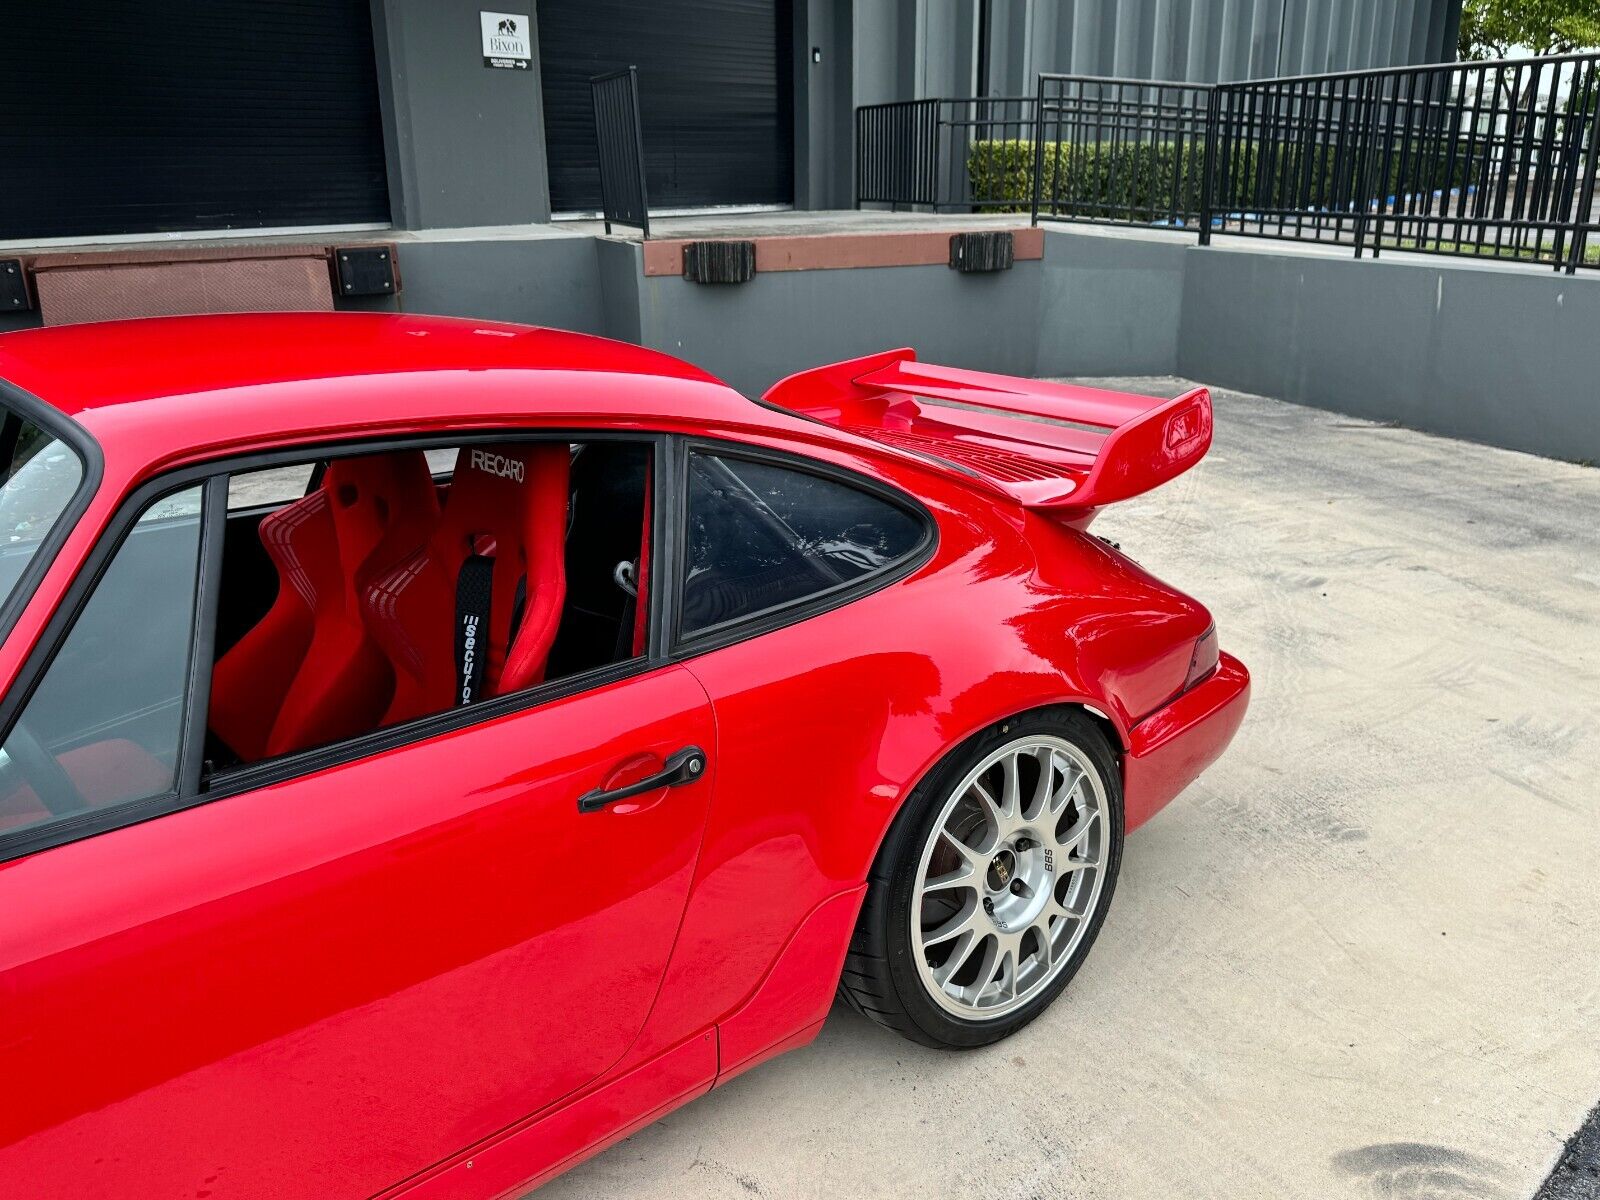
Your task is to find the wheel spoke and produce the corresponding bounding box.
[968,782,1004,840]
[937,828,986,872]
[1049,763,1085,815]
[1000,753,1022,822]
[920,896,980,949]
[922,861,977,893]
[933,930,985,989]
[1056,805,1101,857]
[1030,915,1055,969]
[990,933,1022,1002]
[1027,746,1057,820]
[1045,891,1089,924]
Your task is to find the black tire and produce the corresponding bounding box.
[838,707,1124,1049]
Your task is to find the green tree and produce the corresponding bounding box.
[1457,0,1600,60]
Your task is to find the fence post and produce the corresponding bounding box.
[1199,86,1221,246]
[1351,75,1379,259]
[853,105,862,210]
[1569,82,1600,274]
[1030,75,1047,226]
[628,66,650,239]
[589,66,650,239]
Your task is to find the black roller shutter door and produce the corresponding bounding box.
[539,0,793,212]
[0,1,390,240]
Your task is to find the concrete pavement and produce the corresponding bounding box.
[535,380,1600,1200]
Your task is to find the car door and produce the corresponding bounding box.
[631,441,936,1065]
[0,454,716,1199]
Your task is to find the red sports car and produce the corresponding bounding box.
[0,312,1246,1198]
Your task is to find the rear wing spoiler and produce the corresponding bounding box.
[763,349,1212,513]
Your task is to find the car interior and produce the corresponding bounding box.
[0,439,653,832]
[207,440,653,769]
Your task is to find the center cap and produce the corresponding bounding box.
[987,848,1017,892]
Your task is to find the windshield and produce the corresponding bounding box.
[0,408,86,608]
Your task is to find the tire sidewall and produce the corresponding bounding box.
[877,709,1124,1049]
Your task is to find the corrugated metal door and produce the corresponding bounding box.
[539,0,794,212]
[0,1,389,240]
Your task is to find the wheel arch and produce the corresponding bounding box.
[861,697,1125,882]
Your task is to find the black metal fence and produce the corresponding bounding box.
[856,96,1038,211]
[590,67,650,237]
[1031,75,1214,228]
[1203,54,1599,271]
[854,52,1600,273]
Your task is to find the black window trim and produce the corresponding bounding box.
[668,436,938,658]
[0,377,104,649]
[0,427,672,866]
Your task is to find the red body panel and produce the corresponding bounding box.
[0,668,717,1198]
[0,313,1249,1199]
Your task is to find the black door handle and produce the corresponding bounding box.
[578,745,707,813]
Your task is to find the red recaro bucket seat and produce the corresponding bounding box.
[210,452,440,761]
[363,443,570,726]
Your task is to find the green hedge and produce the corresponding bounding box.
[969,138,1486,220]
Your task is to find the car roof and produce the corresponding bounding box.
[0,312,774,458]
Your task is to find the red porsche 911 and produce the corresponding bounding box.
[0,312,1246,1199]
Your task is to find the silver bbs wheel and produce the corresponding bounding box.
[911,734,1109,1020]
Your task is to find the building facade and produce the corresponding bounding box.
[1,0,1463,245]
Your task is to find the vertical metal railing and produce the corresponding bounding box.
[1031,74,1214,227]
[855,98,941,208]
[853,52,1600,272]
[590,67,650,238]
[1203,52,1600,271]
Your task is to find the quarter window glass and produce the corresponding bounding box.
[228,464,315,511]
[0,486,203,835]
[0,411,86,607]
[681,454,924,635]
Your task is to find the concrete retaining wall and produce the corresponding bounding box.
[629,252,1043,398]
[2,223,1591,463]
[1178,247,1600,463]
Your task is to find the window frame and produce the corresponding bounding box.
[0,428,674,865]
[670,438,937,656]
[0,378,104,647]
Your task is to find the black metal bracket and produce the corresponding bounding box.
[948,231,1014,273]
[333,246,399,297]
[683,241,756,284]
[0,261,31,312]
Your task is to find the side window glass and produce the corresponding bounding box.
[0,410,86,606]
[0,486,203,836]
[206,440,653,772]
[228,463,316,511]
[680,453,925,637]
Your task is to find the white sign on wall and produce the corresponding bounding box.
[481,11,531,70]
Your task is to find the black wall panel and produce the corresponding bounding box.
[0,1,390,240]
[538,0,794,212]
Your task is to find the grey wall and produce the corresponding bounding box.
[628,255,1044,398]
[379,222,1599,465]
[371,0,552,229]
[1037,228,1186,377]
[857,0,1464,105]
[4,223,1593,464]
[386,234,603,329]
[796,0,857,210]
[1178,248,1600,462]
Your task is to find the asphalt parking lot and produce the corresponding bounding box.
[536,380,1600,1200]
